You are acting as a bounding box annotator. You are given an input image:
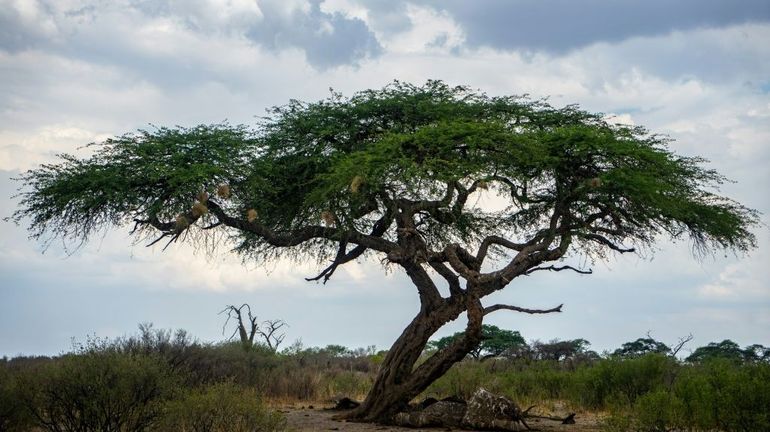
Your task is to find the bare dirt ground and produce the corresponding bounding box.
[280,405,603,432]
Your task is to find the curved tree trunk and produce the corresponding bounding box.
[344,292,485,423]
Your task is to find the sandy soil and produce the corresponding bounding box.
[280,405,603,432]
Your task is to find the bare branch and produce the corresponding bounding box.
[443,243,481,279]
[306,208,395,283]
[671,333,694,357]
[257,319,288,351]
[428,261,463,297]
[146,232,172,247]
[483,303,563,316]
[161,232,181,251]
[525,265,592,275]
[219,304,259,349]
[476,235,528,264]
[307,235,349,283]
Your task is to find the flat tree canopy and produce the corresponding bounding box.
[10,80,759,422]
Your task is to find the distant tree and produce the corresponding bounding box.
[219,304,287,351]
[533,338,591,361]
[322,344,351,357]
[427,324,527,359]
[743,344,770,363]
[220,304,259,351]
[613,337,671,358]
[687,340,770,363]
[11,81,759,422]
[482,326,528,359]
[257,319,288,352]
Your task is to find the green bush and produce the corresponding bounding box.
[19,351,175,432]
[602,358,770,432]
[571,354,675,409]
[0,365,33,432]
[157,382,286,432]
[631,389,686,432]
[673,359,770,431]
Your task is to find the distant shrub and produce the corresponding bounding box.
[156,382,286,432]
[18,350,175,432]
[0,365,33,432]
[673,358,770,431]
[602,358,770,431]
[571,353,675,409]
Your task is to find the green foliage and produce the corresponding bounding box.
[612,337,671,358]
[322,344,351,357]
[571,353,676,409]
[157,382,286,432]
[12,80,758,264]
[4,325,769,432]
[0,364,34,432]
[604,389,686,432]
[686,339,769,364]
[426,324,527,359]
[531,338,594,362]
[672,359,770,431]
[18,349,175,432]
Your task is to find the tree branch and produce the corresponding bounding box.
[581,233,635,253]
[306,208,395,283]
[443,244,480,280]
[428,261,463,297]
[306,235,350,283]
[206,199,398,254]
[483,303,563,316]
[524,265,592,275]
[257,319,288,351]
[671,333,694,357]
[402,261,444,309]
[476,235,529,264]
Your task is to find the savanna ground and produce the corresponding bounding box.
[280,405,602,431]
[1,324,768,431]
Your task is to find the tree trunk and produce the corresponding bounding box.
[344,294,484,423]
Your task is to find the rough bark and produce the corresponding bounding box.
[344,288,485,423]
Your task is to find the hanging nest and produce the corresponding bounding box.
[197,191,209,203]
[217,184,231,199]
[247,208,258,223]
[587,177,603,188]
[321,210,335,227]
[350,175,364,193]
[477,180,489,190]
[191,202,208,217]
[175,214,189,231]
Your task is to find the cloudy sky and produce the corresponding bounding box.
[1,0,769,357]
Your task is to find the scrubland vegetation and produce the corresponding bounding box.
[1,324,767,432]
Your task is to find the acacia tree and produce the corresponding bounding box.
[11,81,758,422]
[426,324,527,359]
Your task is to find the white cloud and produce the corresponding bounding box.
[384,4,465,54]
[697,238,770,301]
[0,125,112,171]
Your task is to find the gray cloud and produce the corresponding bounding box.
[0,0,381,71]
[0,1,56,52]
[428,0,770,52]
[247,0,381,68]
